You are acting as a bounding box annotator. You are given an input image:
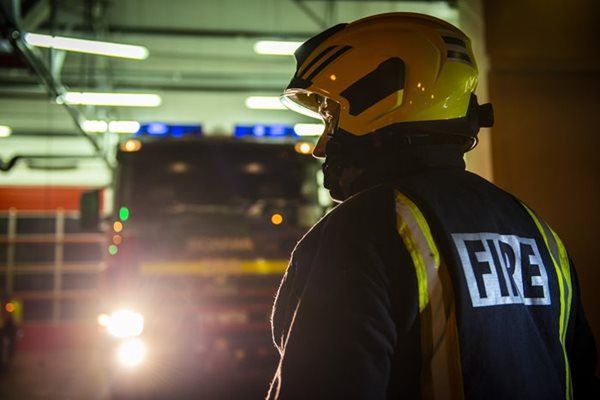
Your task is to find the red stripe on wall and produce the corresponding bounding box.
[0,187,103,211]
[17,323,99,351]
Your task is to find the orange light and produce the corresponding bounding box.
[5,303,15,313]
[120,139,142,152]
[112,234,123,245]
[234,349,246,360]
[294,142,313,155]
[329,74,337,81]
[113,221,123,233]
[271,213,284,225]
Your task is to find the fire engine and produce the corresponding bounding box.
[86,130,327,397]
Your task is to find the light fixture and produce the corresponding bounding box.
[245,96,286,110]
[119,207,130,221]
[62,92,161,107]
[294,141,314,155]
[0,125,12,137]
[24,33,149,60]
[81,120,108,133]
[120,139,142,152]
[82,120,140,134]
[117,338,147,368]
[108,121,140,133]
[113,221,123,233]
[108,244,118,255]
[253,40,303,55]
[97,313,110,327]
[271,213,284,225]
[112,234,123,245]
[106,309,145,338]
[294,123,324,136]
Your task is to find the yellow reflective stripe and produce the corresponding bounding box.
[522,204,573,400]
[396,217,429,311]
[395,191,438,311]
[139,259,288,276]
[400,194,441,270]
[395,190,464,400]
[551,228,573,399]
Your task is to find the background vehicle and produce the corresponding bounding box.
[92,137,327,398]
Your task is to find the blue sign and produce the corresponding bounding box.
[136,123,203,137]
[234,124,296,138]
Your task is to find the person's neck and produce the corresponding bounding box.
[348,144,466,195]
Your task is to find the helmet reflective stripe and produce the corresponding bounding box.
[297,45,337,79]
[441,36,468,48]
[340,57,405,116]
[304,45,352,82]
[447,49,474,66]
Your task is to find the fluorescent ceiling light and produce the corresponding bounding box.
[109,121,140,133]
[82,120,108,133]
[62,92,161,107]
[82,120,140,133]
[24,33,149,60]
[245,96,287,110]
[254,40,303,56]
[0,125,12,137]
[294,123,324,136]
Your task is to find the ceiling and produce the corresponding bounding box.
[0,0,463,186]
[1,0,459,134]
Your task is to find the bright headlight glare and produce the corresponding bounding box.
[97,313,110,327]
[107,309,144,338]
[117,338,146,368]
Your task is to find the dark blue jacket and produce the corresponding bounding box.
[268,163,598,399]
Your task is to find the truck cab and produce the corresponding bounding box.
[97,136,327,397]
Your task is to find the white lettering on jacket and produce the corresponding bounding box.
[451,233,551,307]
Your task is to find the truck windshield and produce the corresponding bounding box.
[117,140,320,220]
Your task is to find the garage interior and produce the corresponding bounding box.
[0,0,598,398]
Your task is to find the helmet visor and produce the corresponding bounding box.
[281,90,339,120]
[281,90,340,137]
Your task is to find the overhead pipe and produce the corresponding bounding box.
[0,0,114,171]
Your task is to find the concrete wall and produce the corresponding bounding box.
[483,0,600,354]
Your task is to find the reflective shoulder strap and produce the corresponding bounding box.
[395,190,463,400]
[521,202,573,400]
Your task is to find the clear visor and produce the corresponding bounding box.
[282,90,341,158]
[281,90,340,122]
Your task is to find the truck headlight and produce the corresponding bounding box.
[117,338,146,368]
[105,309,144,338]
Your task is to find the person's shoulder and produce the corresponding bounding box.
[294,183,396,249]
[323,183,397,236]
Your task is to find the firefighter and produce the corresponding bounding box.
[268,13,599,399]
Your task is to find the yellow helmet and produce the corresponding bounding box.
[282,12,492,147]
